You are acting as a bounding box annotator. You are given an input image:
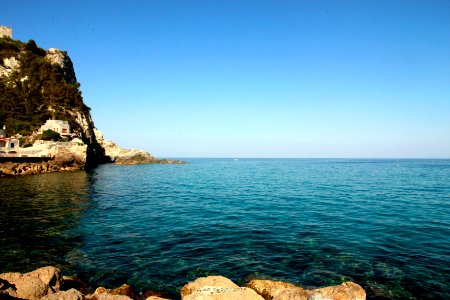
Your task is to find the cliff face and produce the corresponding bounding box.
[45,48,77,84]
[0,35,175,171]
[0,36,145,168]
[0,38,90,134]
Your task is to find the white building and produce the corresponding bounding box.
[0,26,12,38]
[38,119,71,135]
[0,126,19,154]
[0,137,20,153]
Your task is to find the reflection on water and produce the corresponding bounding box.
[0,170,93,273]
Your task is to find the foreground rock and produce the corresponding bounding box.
[246,280,308,299]
[181,276,265,300]
[92,284,136,299]
[0,267,366,300]
[0,266,63,300]
[41,288,84,300]
[247,279,366,300]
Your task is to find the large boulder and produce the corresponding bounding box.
[247,279,366,300]
[0,266,63,300]
[181,276,264,300]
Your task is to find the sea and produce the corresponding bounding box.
[0,158,449,299]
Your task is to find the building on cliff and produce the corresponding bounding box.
[0,137,20,154]
[0,26,12,38]
[0,126,20,154]
[38,119,72,136]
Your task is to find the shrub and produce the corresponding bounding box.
[41,129,61,141]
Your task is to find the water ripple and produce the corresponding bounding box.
[1,159,449,299]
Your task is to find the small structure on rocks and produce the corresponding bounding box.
[0,126,20,155]
[0,25,12,38]
[38,119,73,136]
[0,137,20,153]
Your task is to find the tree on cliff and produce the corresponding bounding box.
[41,129,61,141]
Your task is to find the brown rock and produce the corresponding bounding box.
[0,277,18,298]
[61,276,90,295]
[146,296,173,300]
[181,276,264,300]
[309,281,366,300]
[143,290,174,300]
[0,266,63,300]
[86,295,133,300]
[41,288,84,300]
[94,284,136,299]
[247,280,308,300]
[246,279,365,300]
[181,276,238,297]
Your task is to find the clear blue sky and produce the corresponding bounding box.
[2,1,449,158]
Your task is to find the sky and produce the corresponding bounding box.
[1,0,449,158]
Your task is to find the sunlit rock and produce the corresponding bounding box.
[0,266,63,299]
[247,279,366,300]
[181,276,264,300]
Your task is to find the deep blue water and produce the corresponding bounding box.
[0,159,449,299]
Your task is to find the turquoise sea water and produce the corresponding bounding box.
[0,159,449,299]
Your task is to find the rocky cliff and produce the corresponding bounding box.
[0,35,165,171]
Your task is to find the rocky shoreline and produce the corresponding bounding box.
[0,130,185,177]
[0,266,366,300]
[0,158,185,177]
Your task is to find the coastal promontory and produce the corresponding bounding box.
[0,30,182,176]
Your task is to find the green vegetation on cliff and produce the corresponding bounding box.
[0,37,89,136]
